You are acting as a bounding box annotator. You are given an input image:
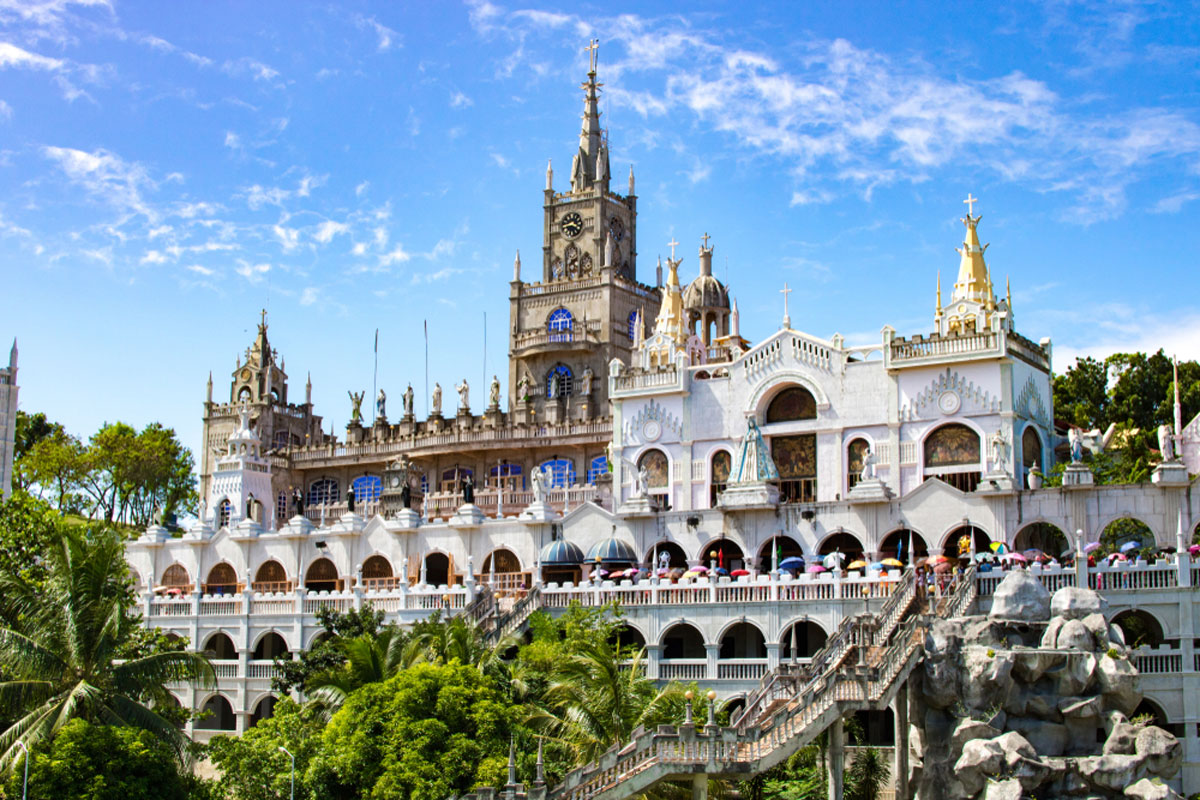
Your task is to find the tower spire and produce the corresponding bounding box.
[573,39,606,191]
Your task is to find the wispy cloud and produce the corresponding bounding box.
[354,14,398,52]
[41,145,158,220]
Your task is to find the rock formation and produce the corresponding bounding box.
[909,572,1182,799]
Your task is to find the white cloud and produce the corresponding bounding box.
[41,145,157,220]
[224,131,240,149]
[352,242,367,256]
[186,264,215,276]
[139,249,168,264]
[0,99,10,118]
[1152,192,1200,214]
[380,244,411,266]
[147,224,172,238]
[355,14,399,52]
[450,91,473,108]
[244,184,290,209]
[1054,314,1200,368]
[355,180,369,197]
[0,42,64,71]
[313,220,348,244]
[790,189,834,206]
[235,260,270,282]
[299,286,319,305]
[222,57,280,82]
[273,223,300,251]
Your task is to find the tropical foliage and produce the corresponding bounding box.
[0,524,214,770]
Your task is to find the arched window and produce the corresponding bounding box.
[237,386,252,401]
[273,430,289,450]
[846,438,870,491]
[217,499,232,528]
[253,632,290,660]
[546,364,573,398]
[308,478,339,507]
[161,564,190,590]
[197,695,237,731]
[710,450,731,507]
[362,555,393,581]
[1022,427,1043,475]
[541,458,577,488]
[203,633,237,660]
[766,386,817,423]
[587,455,609,485]
[352,475,383,503]
[305,558,339,592]
[627,309,640,340]
[773,434,817,503]
[923,424,982,492]
[253,560,288,592]
[489,462,523,491]
[547,308,574,342]
[276,491,288,523]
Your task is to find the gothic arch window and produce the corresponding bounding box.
[489,462,523,491]
[587,455,609,485]
[546,364,573,398]
[161,564,190,590]
[1022,427,1043,475]
[547,308,574,342]
[205,563,237,595]
[273,430,289,450]
[923,423,982,492]
[846,438,870,491]
[627,310,640,340]
[237,386,252,401]
[766,386,817,423]
[710,450,731,507]
[362,555,393,581]
[352,475,383,503]
[254,560,288,591]
[305,558,339,592]
[217,499,232,528]
[307,478,339,507]
[541,458,577,488]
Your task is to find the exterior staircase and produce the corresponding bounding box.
[545,568,976,800]
[460,585,543,646]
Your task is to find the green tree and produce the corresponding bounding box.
[305,626,422,718]
[12,412,58,462]
[306,661,518,800]
[76,422,197,528]
[1052,356,1109,430]
[0,493,64,615]
[0,526,214,769]
[2,717,217,800]
[271,606,389,695]
[207,698,323,800]
[17,427,85,511]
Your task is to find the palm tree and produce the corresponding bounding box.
[305,626,421,718]
[0,527,214,770]
[532,639,687,764]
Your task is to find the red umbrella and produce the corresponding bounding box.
[731,569,750,577]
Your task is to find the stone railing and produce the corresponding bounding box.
[423,485,601,520]
[514,320,603,350]
[889,331,998,363]
[611,365,680,393]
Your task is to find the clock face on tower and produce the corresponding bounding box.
[560,212,583,238]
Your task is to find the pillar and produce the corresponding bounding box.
[691,774,707,800]
[894,684,910,800]
[705,642,720,681]
[827,717,845,800]
[646,643,662,680]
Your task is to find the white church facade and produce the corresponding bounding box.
[125,51,1200,788]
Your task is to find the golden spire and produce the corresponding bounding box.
[936,271,942,312]
[654,255,687,344]
[1006,275,1012,310]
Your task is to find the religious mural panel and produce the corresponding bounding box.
[847,438,869,475]
[638,449,669,488]
[772,434,817,478]
[711,450,731,483]
[923,424,981,468]
[766,386,817,423]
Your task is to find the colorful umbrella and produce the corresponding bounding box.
[682,570,705,579]
[690,564,710,573]
[806,565,827,574]
[1022,549,1044,560]
[714,567,730,576]
[1190,545,1200,556]
[823,552,845,569]
[881,558,904,568]
[1108,552,1127,562]
[1119,541,1139,554]
[868,562,885,571]
[847,560,868,570]
[929,554,951,565]
[933,561,954,573]
[990,542,1008,554]
[731,569,750,577]
[1002,552,1026,563]
[975,552,995,562]
[1083,542,1102,553]
[779,557,805,570]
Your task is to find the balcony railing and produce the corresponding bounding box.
[889,331,998,363]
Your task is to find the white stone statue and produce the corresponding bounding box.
[432,383,442,416]
[517,373,531,402]
[658,550,670,571]
[604,231,615,268]
[581,365,594,396]
[489,375,500,408]
[403,384,414,416]
[376,389,386,419]
[636,465,650,498]
[990,428,1009,473]
[1158,423,1176,462]
[860,448,876,481]
[548,373,559,400]
[455,379,469,411]
[1068,427,1084,463]
[531,465,547,503]
[348,390,365,424]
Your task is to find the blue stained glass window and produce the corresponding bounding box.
[541,458,577,488]
[587,455,609,484]
[628,310,640,340]
[352,475,383,502]
[308,478,339,506]
[218,499,232,528]
[548,308,574,342]
[546,364,573,398]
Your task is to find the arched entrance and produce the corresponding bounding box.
[253,632,290,660]
[1014,522,1069,557]
[609,624,647,654]
[719,622,766,659]
[1100,518,1156,557]
[203,632,237,660]
[481,548,527,595]
[878,529,928,562]
[700,539,744,572]
[757,535,804,572]
[781,621,828,660]
[818,532,865,563]
[1112,610,1165,648]
[942,525,990,558]
[204,563,237,595]
[250,695,278,728]
[253,560,289,593]
[361,555,394,589]
[661,623,706,659]
[305,557,339,592]
[646,541,688,571]
[424,552,451,587]
[197,695,236,731]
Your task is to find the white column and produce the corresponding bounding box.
[827,717,845,800]
[894,684,910,800]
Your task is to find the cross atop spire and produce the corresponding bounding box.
[780,283,793,329]
[701,232,711,249]
[260,308,268,328]
[584,39,599,75]
[963,193,978,216]
[668,238,679,260]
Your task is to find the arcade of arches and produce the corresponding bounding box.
[204,632,237,660]
[781,621,828,659]
[253,632,290,661]
[942,525,991,557]
[647,541,688,570]
[1014,522,1069,556]
[661,623,705,660]
[758,535,803,572]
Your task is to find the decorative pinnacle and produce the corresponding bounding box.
[963,193,977,216]
[584,38,599,74]
[701,232,711,249]
[780,283,793,329]
[668,238,679,260]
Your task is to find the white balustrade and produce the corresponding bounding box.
[659,659,707,681]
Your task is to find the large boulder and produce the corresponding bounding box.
[1135,726,1182,777]
[1051,652,1097,697]
[982,777,1024,800]
[1104,718,1140,755]
[1057,618,1097,651]
[949,718,1001,758]
[1077,753,1146,792]
[955,738,1006,795]
[1007,717,1069,757]
[1050,586,1106,620]
[1097,654,1142,717]
[990,570,1051,622]
[963,646,1015,710]
[1125,777,1185,799]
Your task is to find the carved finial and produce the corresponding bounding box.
[545,159,552,191]
[701,232,711,249]
[628,163,635,195]
[513,250,521,282]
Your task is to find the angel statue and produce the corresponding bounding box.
[860,448,877,481]
[990,428,1009,474]
[1158,423,1176,462]
[621,457,651,499]
[348,390,365,424]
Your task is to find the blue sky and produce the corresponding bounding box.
[2,0,1198,457]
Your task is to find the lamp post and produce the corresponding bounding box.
[15,740,28,800]
[278,745,294,800]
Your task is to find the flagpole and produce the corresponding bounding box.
[372,328,379,425]
[424,320,429,417]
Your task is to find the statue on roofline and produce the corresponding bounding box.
[432,383,442,416]
[376,389,386,420]
[489,375,501,408]
[403,384,414,417]
[348,390,365,424]
[456,379,469,411]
